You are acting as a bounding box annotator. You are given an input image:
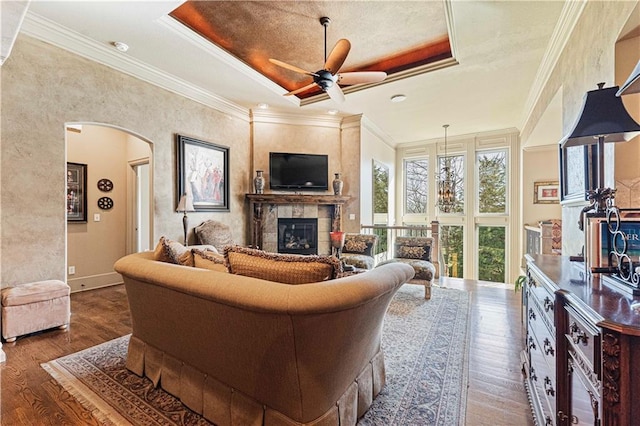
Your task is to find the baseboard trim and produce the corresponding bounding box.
[67,272,123,293]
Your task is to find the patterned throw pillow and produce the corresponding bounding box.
[192,248,228,272]
[223,246,341,284]
[342,234,376,257]
[153,236,191,265]
[395,238,432,261]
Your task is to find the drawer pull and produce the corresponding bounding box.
[528,336,537,351]
[544,376,555,396]
[543,337,554,356]
[529,308,536,321]
[529,366,537,382]
[557,411,578,424]
[569,322,588,346]
[544,296,554,312]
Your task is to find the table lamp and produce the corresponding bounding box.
[562,83,640,215]
[617,59,640,96]
[176,193,195,246]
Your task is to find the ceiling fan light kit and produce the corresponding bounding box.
[269,16,387,103]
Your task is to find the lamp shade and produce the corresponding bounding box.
[562,83,640,148]
[617,59,640,96]
[176,193,195,212]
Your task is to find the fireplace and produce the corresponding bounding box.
[278,218,318,255]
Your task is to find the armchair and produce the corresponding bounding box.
[340,233,378,270]
[376,236,438,300]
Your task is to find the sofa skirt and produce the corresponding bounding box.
[126,335,386,426]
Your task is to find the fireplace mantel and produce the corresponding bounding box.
[246,194,351,205]
[246,193,351,251]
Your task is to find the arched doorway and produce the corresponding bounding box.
[65,123,153,292]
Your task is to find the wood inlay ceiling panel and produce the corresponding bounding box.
[170,1,452,99]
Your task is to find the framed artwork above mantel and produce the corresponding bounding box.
[559,143,598,202]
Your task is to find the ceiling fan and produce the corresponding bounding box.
[269,17,387,103]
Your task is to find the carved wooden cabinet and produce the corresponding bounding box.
[524,254,640,426]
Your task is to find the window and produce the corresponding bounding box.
[398,131,517,283]
[404,158,428,214]
[478,225,506,282]
[441,225,464,278]
[477,150,507,214]
[437,154,465,214]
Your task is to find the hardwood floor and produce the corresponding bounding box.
[0,280,534,425]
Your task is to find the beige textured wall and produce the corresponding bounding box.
[341,116,362,233]
[249,115,364,236]
[1,35,250,286]
[521,1,638,257]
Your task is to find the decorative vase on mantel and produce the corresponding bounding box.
[332,173,343,196]
[254,170,265,194]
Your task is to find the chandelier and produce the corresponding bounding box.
[438,124,455,213]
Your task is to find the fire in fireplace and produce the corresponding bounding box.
[278,218,318,255]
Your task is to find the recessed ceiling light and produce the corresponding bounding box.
[328,109,338,115]
[112,41,129,52]
[257,103,269,109]
[390,94,407,103]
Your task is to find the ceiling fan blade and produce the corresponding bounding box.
[284,82,319,96]
[324,39,351,74]
[269,59,318,77]
[326,84,345,103]
[337,71,387,85]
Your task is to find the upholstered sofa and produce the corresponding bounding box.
[113,250,414,426]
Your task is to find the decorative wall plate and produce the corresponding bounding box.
[97,178,113,192]
[97,196,113,210]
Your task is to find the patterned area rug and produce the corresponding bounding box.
[42,284,470,426]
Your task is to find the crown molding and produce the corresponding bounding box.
[1,0,30,66]
[299,57,458,106]
[443,0,458,60]
[398,127,520,149]
[522,143,558,153]
[361,116,396,149]
[341,114,363,129]
[20,12,250,121]
[250,109,342,128]
[519,0,587,132]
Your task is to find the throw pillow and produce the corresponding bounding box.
[193,248,228,273]
[342,234,376,257]
[395,238,432,261]
[153,236,191,265]
[223,246,341,284]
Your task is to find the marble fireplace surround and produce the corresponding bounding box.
[246,194,351,255]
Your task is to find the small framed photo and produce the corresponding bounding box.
[176,134,229,211]
[534,181,560,204]
[67,162,88,222]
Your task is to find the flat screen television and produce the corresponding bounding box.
[269,152,328,190]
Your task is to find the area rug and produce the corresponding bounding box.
[42,284,470,426]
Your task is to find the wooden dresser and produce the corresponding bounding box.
[523,254,640,425]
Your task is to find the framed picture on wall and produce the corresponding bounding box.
[176,134,230,211]
[559,143,598,202]
[67,162,87,222]
[534,181,560,204]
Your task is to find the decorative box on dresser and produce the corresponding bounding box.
[523,254,640,426]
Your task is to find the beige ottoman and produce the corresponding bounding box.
[1,280,70,342]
